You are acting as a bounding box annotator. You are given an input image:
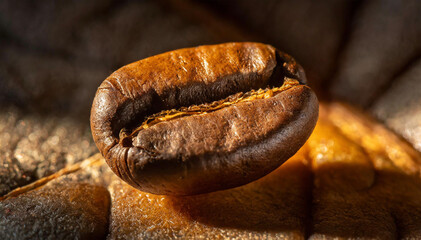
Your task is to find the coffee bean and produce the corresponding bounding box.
[90,42,318,195]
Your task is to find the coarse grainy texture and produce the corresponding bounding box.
[309,103,421,239]
[91,42,318,195]
[0,108,97,196]
[0,154,113,239]
[0,182,110,240]
[1,103,421,239]
[107,151,310,240]
[107,103,421,239]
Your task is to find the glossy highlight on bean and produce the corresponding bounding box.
[90,42,319,196]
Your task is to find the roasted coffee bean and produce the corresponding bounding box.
[90,42,318,196]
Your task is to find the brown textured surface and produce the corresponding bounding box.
[0,107,97,196]
[108,151,311,239]
[91,42,318,195]
[311,103,421,239]
[0,183,109,240]
[107,103,421,239]
[1,0,421,239]
[1,103,420,239]
[0,156,112,240]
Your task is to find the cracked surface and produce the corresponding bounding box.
[0,108,97,196]
[0,155,112,240]
[125,80,300,139]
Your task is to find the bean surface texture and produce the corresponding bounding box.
[90,42,318,195]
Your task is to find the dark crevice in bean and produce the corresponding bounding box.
[91,43,318,195]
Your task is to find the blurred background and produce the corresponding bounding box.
[0,0,420,194]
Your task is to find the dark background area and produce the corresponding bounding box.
[1,0,420,119]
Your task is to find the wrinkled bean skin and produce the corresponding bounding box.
[90,42,318,195]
